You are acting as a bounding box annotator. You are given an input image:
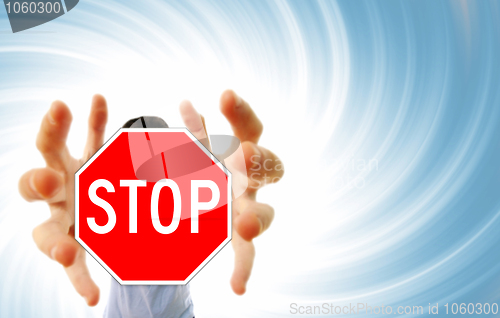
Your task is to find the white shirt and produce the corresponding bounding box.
[104,279,194,318]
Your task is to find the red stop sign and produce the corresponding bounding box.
[75,128,231,284]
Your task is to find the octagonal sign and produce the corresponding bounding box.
[75,128,231,284]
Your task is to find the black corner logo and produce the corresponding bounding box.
[3,0,79,33]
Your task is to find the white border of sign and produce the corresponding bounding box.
[75,128,232,285]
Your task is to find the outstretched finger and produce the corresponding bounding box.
[235,200,275,241]
[65,249,100,306]
[32,209,79,267]
[84,94,108,159]
[19,168,65,203]
[36,100,72,170]
[242,141,284,191]
[220,90,263,144]
[230,231,255,295]
[179,100,211,151]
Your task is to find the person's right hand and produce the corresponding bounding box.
[18,95,108,306]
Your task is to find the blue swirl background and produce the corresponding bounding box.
[0,0,499,317]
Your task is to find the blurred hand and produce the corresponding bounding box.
[19,95,108,306]
[19,90,283,306]
[180,90,283,295]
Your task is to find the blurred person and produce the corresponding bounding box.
[18,90,284,317]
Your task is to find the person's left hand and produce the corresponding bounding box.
[180,90,284,294]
